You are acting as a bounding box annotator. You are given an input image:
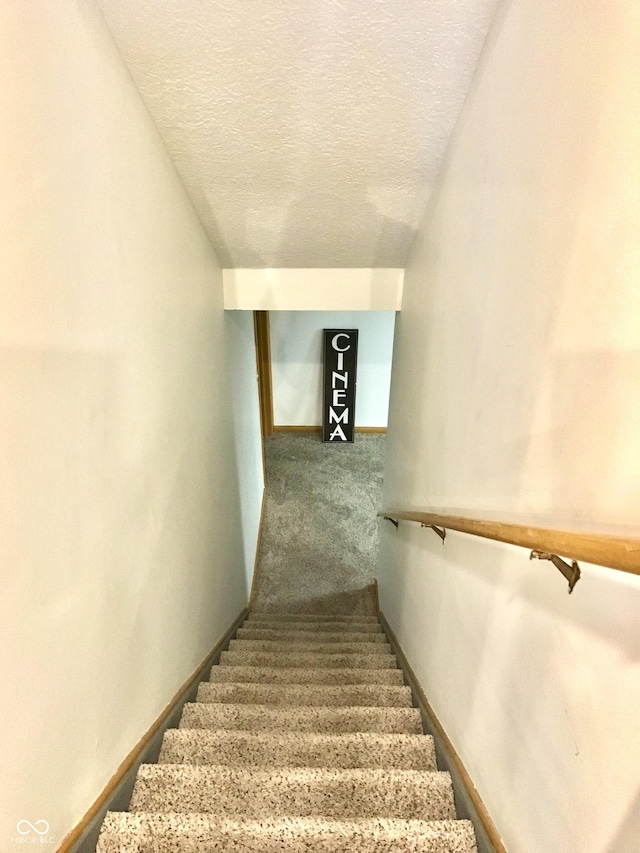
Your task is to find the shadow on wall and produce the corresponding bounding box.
[605,784,640,853]
[186,151,419,268]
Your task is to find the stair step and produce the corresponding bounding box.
[229,639,392,655]
[245,620,384,633]
[159,730,437,769]
[97,813,478,853]
[247,613,380,623]
[237,628,388,643]
[220,651,398,669]
[208,665,405,685]
[179,703,422,734]
[196,683,413,707]
[129,765,457,820]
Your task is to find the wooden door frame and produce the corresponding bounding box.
[253,310,274,438]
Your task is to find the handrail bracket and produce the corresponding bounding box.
[383,516,399,529]
[530,550,581,594]
[422,523,446,543]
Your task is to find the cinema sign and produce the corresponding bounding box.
[322,329,358,443]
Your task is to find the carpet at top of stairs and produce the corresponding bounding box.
[97,612,478,852]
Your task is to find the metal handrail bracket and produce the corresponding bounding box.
[422,523,446,543]
[530,550,581,593]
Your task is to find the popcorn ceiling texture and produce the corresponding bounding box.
[96,0,500,267]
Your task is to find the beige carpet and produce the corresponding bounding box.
[95,434,479,851]
[251,433,386,615]
[97,613,478,852]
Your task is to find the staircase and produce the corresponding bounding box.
[97,612,478,852]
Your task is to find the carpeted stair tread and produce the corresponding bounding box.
[208,665,405,685]
[97,813,477,853]
[179,703,423,733]
[237,627,388,643]
[159,730,437,769]
[129,765,457,821]
[97,608,478,851]
[247,613,380,623]
[220,650,398,669]
[229,638,392,655]
[245,620,384,633]
[195,682,413,707]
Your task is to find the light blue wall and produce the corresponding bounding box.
[270,311,396,427]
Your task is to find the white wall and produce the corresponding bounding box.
[379,1,640,852]
[226,312,265,586]
[223,268,403,310]
[0,0,262,847]
[270,312,396,427]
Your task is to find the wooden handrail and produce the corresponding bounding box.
[378,510,640,578]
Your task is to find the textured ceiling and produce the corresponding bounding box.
[97,0,500,268]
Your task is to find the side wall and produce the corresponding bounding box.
[0,0,261,846]
[379,1,640,852]
[270,311,396,427]
[226,312,265,588]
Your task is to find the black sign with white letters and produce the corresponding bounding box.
[322,329,358,443]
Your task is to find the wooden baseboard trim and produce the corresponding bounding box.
[57,607,248,853]
[273,425,321,432]
[254,311,274,437]
[379,611,507,853]
[248,487,267,610]
[372,578,380,615]
[273,425,387,434]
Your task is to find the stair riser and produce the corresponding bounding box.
[229,640,392,654]
[195,683,413,707]
[159,730,437,770]
[237,629,388,643]
[245,621,383,634]
[208,666,405,685]
[130,767,456,821]
[179,704,423,734]
[248,614,380,623]
[220,652,397,669]
[98,816,477,853]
